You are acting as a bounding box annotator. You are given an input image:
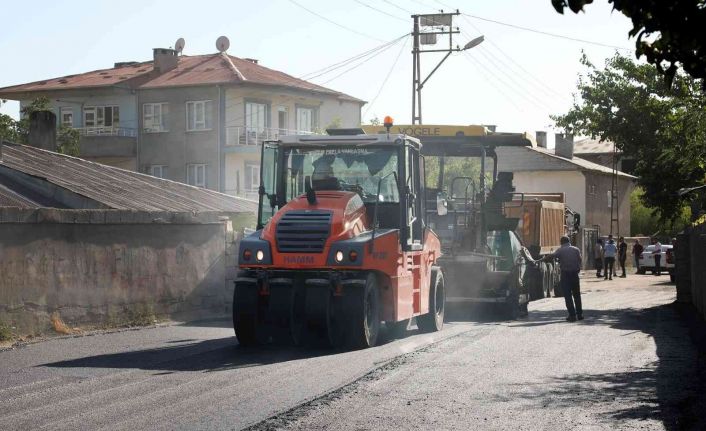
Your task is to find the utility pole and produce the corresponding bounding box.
[411,11,483,124]
[609,141,620,236]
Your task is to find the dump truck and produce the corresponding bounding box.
[505,194,567,300]
[233,120,445,348]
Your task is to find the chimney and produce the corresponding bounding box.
[536,131,547,148]
[153,48,179,73]
[28,110,57,152]
[555,133,574,159]
[244,58,259,64]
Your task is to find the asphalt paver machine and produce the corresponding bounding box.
[416,129,540,319]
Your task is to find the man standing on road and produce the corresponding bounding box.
[632,239,644,273]
[544,236,583,322]
[618,237,628,278]
[652,238,663,276]
[603,235,617,280]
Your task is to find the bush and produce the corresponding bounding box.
[0,321,12,342]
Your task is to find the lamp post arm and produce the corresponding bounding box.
[418,51,452,90]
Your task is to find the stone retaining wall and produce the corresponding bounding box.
[0,208,237,336]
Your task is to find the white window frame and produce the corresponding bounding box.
[60,107,73,127]
[244,163,261,193]
[149,165,166,178]
[296,106,316,132]
[245,101,268,133]
[84,105,119,128]
[186,100,212,131]
[143,103,168,133]
[187,164,207,187]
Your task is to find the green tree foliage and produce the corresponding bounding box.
[553,53,706,222]
[0,97,80,156]
[551,0,706,87]
[630,187,690,237]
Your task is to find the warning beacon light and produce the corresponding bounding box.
[383,115,393,133]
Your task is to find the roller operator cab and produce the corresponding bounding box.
[234,130,444,349]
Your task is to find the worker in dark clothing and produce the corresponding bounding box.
[544,236,583,322]
[618,236,628,278]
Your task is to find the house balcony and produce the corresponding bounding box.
[73,126,137,159]
[225,126,315,147]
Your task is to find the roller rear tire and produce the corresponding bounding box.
[418,269,445,332]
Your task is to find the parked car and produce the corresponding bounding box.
[638,244,674,279]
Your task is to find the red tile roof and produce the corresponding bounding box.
[0,53,363,102]
[0,62,154,93]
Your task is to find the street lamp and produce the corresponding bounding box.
[463,35,485,51]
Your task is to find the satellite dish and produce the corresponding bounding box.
[216,36,230,53]
[174,38,185,54]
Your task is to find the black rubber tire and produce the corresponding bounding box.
[233,282,260,347]
[346,273,381,349]
[670,272,676,283]
[540,263,550,298]
[418,269,445,332]
[519,301,529,318]
[268,284,305,346]
[551,263,562,297]
[305,286,344,348]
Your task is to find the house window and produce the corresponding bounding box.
[143,103,169,132]
[187,164,207,187]
[60,107,73,127]
[149,165,166,178]
[277,106,288,133]
[296,107,316,132]
[245,163,260,193]
[186,100,212,131]
[84,106,119,128]
[245,102,268,133]
[588,184,597,196]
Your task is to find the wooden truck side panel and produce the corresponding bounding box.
[505,199,565,256]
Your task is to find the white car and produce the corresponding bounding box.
[638,244,674,278]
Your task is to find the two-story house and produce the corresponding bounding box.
[0,44,365,199]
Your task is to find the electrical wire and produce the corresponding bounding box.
[224,35,409,127]
[300,34,408,81]
[461,51,523,113]
[461,50,552,112]
[471,46,557,112]
[353,0,408,22]
[319,36,407,85]
[432,0,630,51]
[463,13,631,51]
[363,37,409,118]
[381,0,412,15]
[287,0,386,42]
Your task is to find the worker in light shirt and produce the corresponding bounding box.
[603,235,617,280]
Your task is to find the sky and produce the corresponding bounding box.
[0,0,635,143]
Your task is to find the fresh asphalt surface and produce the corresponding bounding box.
[1,273,704,430]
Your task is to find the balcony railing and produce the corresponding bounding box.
[225,126,315,147]
[74,126,138,137]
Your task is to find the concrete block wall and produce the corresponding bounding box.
[0,208,234,335]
